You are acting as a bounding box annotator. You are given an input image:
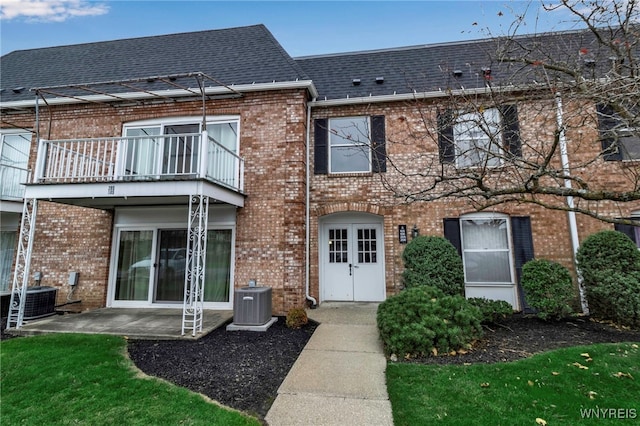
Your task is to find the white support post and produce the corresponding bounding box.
[199,130,209,179]
[6,199,38,330]
[34,139,48,182]
[182,194,209,336]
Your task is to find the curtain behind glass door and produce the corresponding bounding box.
[204,229,232,302]
[115,230,153,300]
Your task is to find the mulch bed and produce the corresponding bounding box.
[403,314,640,365]
[127,317,317,419]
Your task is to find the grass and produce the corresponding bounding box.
[0,334,260,426]
[387,342,640,426]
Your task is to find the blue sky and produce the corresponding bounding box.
[0,1,581,57]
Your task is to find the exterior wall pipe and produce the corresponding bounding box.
[555,92,589,314]
[305,99,317,308]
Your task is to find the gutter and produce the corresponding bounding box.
[555,92,589,315]
[305,98,318,308]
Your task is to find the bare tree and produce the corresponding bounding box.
[376,0,640,225]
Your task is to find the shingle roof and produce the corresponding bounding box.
[295,28,633,101]
[0,24,309,103]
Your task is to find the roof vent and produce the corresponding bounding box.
[584,59,596,67]
[375,77,384,84]
[352,78,361,86]
[481,67,491,76]
[12,87,25,93]
[452,70,463,77]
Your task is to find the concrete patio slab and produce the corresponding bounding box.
[8,308,233,340]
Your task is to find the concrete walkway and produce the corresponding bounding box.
[265,302,393,426]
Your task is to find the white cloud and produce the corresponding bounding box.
[0,0,109,22]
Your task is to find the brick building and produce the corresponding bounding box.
[1,25,638,333]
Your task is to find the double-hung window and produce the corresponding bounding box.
[460,214,514,284]
[329,116,372,173]
[453,108,503,168]
[597,104,640,161]
[438,105,521,167]
[314,116,386,175]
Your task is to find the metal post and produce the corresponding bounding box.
[182,194,209,336]
[6,199,38,329]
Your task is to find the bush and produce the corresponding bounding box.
[401,236,464,296]
[285,307,308,329]
[576,230,640,288]
[576,230,640,327]
[377,286,483,357]
[587,271,640,329]
[521,259,574,320]
[467,297,514,324]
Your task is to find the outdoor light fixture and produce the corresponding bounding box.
[412,224,420,239]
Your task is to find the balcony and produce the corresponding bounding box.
[25,132,245,208]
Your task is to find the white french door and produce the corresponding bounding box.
[321,221,385,302]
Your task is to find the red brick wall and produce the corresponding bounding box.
[308,97,640,304]
[2,89,310,315]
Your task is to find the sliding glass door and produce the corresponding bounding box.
[112,227,233,306]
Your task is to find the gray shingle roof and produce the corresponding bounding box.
[0,24,309,103]
[295,28,632,101]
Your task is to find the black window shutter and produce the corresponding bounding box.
[314,118,328,174]
[437,110,455,164]
[596,104,623,161]
[615,221,638,245]
[511,216,535,313]
[443,218,462,257]
[371,115,387,173]
[500,105,522,158]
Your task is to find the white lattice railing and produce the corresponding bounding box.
[34,132,244,192]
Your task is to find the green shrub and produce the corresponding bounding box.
[401,236,464,296]
[377,286,483,357]
[467,297,514,324]
[576,230,640,288]
[576,230,640,327]
[521,259,574,320]
[285,307,308,329]
[587,271,640,329]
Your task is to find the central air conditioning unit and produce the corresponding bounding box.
[232,286,272,326]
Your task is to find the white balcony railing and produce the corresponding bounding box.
[33,132,244,192]
[0,163,29,201]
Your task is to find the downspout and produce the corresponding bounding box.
[305,99,318,308]
[555,93,589,314]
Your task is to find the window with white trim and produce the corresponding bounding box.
[460,213,514,284]
[454,108,503,168]
[329,116,371,173]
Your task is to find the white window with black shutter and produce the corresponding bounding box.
[314,116,386,174]
[438,105,521,167]
[444,213,535,311]
[597,104,640,161]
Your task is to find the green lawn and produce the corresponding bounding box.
[0,334,259,426]
[387,342,640,426]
